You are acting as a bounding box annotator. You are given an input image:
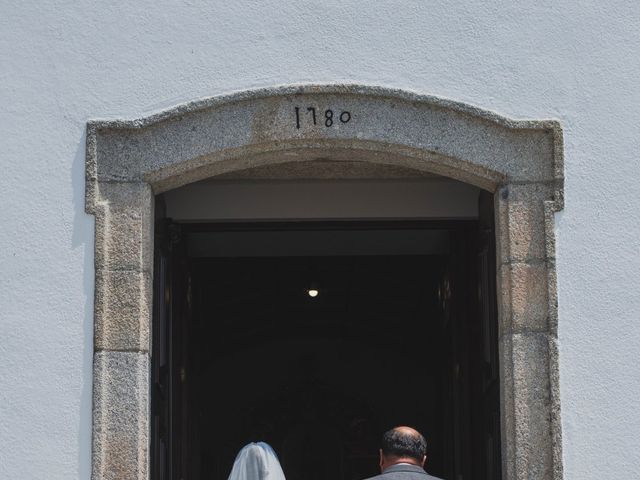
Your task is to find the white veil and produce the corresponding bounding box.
[227,442,286,480]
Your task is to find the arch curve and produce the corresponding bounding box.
[86,84,562,209]
[86,84,564,480]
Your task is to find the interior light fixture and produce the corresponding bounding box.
[307,282,319,298]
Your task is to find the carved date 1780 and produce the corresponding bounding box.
[295,106,351,129]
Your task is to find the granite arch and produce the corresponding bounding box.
[86,84,564,480]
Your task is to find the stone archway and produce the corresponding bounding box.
[86,84,564,480]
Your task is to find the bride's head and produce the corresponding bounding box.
[228,442,286,480]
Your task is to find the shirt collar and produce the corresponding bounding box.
[383,463,426,474]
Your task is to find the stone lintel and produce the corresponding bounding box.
[89,86,559,191]
[150,145,505,194]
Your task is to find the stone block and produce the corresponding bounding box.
[506,201,546,261]
[98,181,153,210]
[500,333,555,480]
[95,208,153,273]
[92,86,558,187]
[94,269,151,352]
[495,183,554,263]
[93,351,149,480]
[95,182,154,272]
[498,261,549,334]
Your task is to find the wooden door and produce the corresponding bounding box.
[151,217,191,480]
[475,191,502,480]
[446,195,501,480]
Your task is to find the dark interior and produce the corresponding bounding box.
[193,255,448,480]
[152,217,501,480]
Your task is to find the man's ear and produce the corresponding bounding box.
[379,449,385,472]
[421,455,426,467]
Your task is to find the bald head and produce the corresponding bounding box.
[379,426,427,471]
[392,426,422,438]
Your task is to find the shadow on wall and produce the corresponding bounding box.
[72,131,94,480]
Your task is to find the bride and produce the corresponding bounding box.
[228,442,286,480]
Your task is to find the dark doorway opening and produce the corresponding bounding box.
[195,254,447,480]
[152,208,501,480]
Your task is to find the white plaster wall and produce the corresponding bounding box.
[1,1,638,478]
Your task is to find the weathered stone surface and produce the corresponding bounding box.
[94,269,151,352]
[211,158,438,180]
[544,199,561,262]
[500,333,555,480]
[87,85,561,202]
[86,85,565,480]
[506,201,546,261]
[498,261,549,334]
[149,146,500,194]
[501,181,556,203]
[495,182,555,263]
[545,258,559,337]
[547,335,564,480]
[93,351,149,480]
[95,182,154,272]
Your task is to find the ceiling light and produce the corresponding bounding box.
[307,281,319,298]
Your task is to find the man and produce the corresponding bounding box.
[364,426,442,480]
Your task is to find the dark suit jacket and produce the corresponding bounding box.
[364,463,443,480]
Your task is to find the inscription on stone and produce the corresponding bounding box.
[294,106,351,129]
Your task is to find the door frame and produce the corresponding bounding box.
[86,84,564,480]
[156,217,481,480]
